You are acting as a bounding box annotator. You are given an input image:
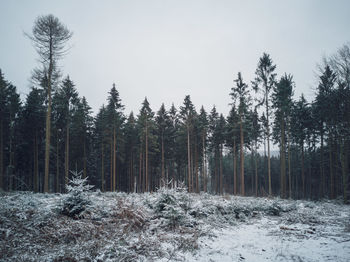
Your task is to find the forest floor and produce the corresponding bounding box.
[0,187,349,262]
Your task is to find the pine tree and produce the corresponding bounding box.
[106,84,124,191]
[179,95,196,192]
[226,106,239,194]
[272,74,294,198]
[252,53,277,195]
[137,98,156,192]
[314,65,336,198]
[197,106,209,192]
[230,72,251,196]
[251,107,261,196]
[124,112,137,192]
[168,104,179,188]
[156,104,171,187]
[291,95,311,198]
[70,97,93,179]
[20,87,45,191]
[94,105,108,191]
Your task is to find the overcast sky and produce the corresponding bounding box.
[1,0,350,116]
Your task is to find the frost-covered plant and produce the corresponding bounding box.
[154,186,194,229]
[60,171,93,219]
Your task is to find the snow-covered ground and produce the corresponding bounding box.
[0,187,349,261]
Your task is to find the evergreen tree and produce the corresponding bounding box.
[272,74,294,198]
[137,98,156,192]
[156,104,171,187]
[226,106,239,194]
[106,84,125,191]
[230,72,251,196]
[124,112,138,192]
[197,106,209,192]
[314,65,336,197]
[252,53,277,195]
[291,94,311,198]
[70,97,93,179]
[20,87,45,191]
[251,107,261,196]
[179,95,196,192]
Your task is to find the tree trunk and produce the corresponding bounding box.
[288,131,291,199]
[101,141,104,192]
[83,136,87,178]
[110,137,113,191]
[202,133,207,192]
[187,124,191,192]
[301,142,305,198]
[320,132,324,197]
[233,139,237,195]
[219,145,223,195]
[255,141,258,197]
[266,93,272,196]
[145,122,148,192]
[161,134,165,187]
[139,150,142,193]
[65,124,69,186]
[0,118,3,190]
[44,54,53,193]
[113,127,116,191]
[240,116,245,196]
[195,139,199,193]
[280,118,286,198]
[329,136,334,199]
[34,130,39,192]
[56,132,59,193]
[340,140,349,204]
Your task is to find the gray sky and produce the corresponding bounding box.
[1,0,350,116]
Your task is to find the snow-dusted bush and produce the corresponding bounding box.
[153,186,195,229]
[60,171,93,219]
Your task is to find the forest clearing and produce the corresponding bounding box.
[1,180,349,261]
[1,2,350,261]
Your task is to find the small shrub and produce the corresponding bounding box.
[60,171,93,219]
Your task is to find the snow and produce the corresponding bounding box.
[0,188,349,261]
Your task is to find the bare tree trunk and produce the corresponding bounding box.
[101,141,104,192]
[195,139,199,193]
[340,140,349,203]
[145,122,148,192]
[202,134,207,192]
[56,132,59,192]
[255,141,258,197]
[240,117,245,196]
[83,137,87,178]
[34,130,39,192]
[280,118,286,198]
[44,55,53,193]
[329,136,334,199]
[320,132,324,197]
[139,150,142,193]
[110,137,113,191]
[266,93,271,196]
[288,132,291,199]
[65,124,69,186]
[113,127,116,191]
[301,142,305,198]
[0,119,3,190]
[161,135,165,187]
[219,145,223,194]
[233,139,237,195]
[187,124,191,192]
